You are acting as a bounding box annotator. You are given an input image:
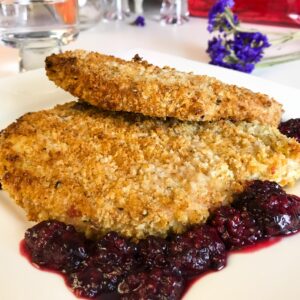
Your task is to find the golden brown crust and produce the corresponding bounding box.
[0,102,299,239]
[45,50,283,126]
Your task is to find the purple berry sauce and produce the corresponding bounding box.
[279,118,300,142]
[209,206,263,250]
[233,180,300,237]
[22,180,300,300]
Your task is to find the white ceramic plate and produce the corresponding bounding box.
[0,49,299,300]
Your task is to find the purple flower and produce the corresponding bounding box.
[208,0,238,33]
[207,36,230,64]
[207,31,270,73]
[206,0,270,73]
[228,61,255,73]
[132,15,145,27]
[233,32,270,63]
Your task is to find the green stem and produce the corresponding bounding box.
[220,7,300,68]
[270,31,300,45]
[257,50,300,67]
[224,8,256,33]
[224,8,300,45]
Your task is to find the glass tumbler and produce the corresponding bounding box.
[160,0,189,25]
[101,0,130,21]
[78,0,102,30]
[0,0,79,71]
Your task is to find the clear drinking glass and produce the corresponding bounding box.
[101,0,130,21]
[160,0,189,25]
[133,0,143,15]
[0,0,79,71]
[78,0,102,30]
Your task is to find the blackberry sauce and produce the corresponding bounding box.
[279,118,300,143]
[21,180,300,299]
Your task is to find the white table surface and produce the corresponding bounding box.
[1,3,300,89]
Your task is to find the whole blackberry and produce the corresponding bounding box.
[118,267,184,300]
[233,180,300,237]
[68,231,138,297]
[24,220,87,272]
[68,264,121,298]
[92,232,138,272]
[168,225,226,276]
[279,118,300,142]
[138,236,168,269]
[210,206,263,250]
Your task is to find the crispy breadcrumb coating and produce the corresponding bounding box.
[0,102,299,239]
[45,50,283,127]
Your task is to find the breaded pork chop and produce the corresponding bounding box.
[0,102,299,239]
[45,50,282,127]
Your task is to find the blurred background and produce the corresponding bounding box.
[0,0,300,87]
